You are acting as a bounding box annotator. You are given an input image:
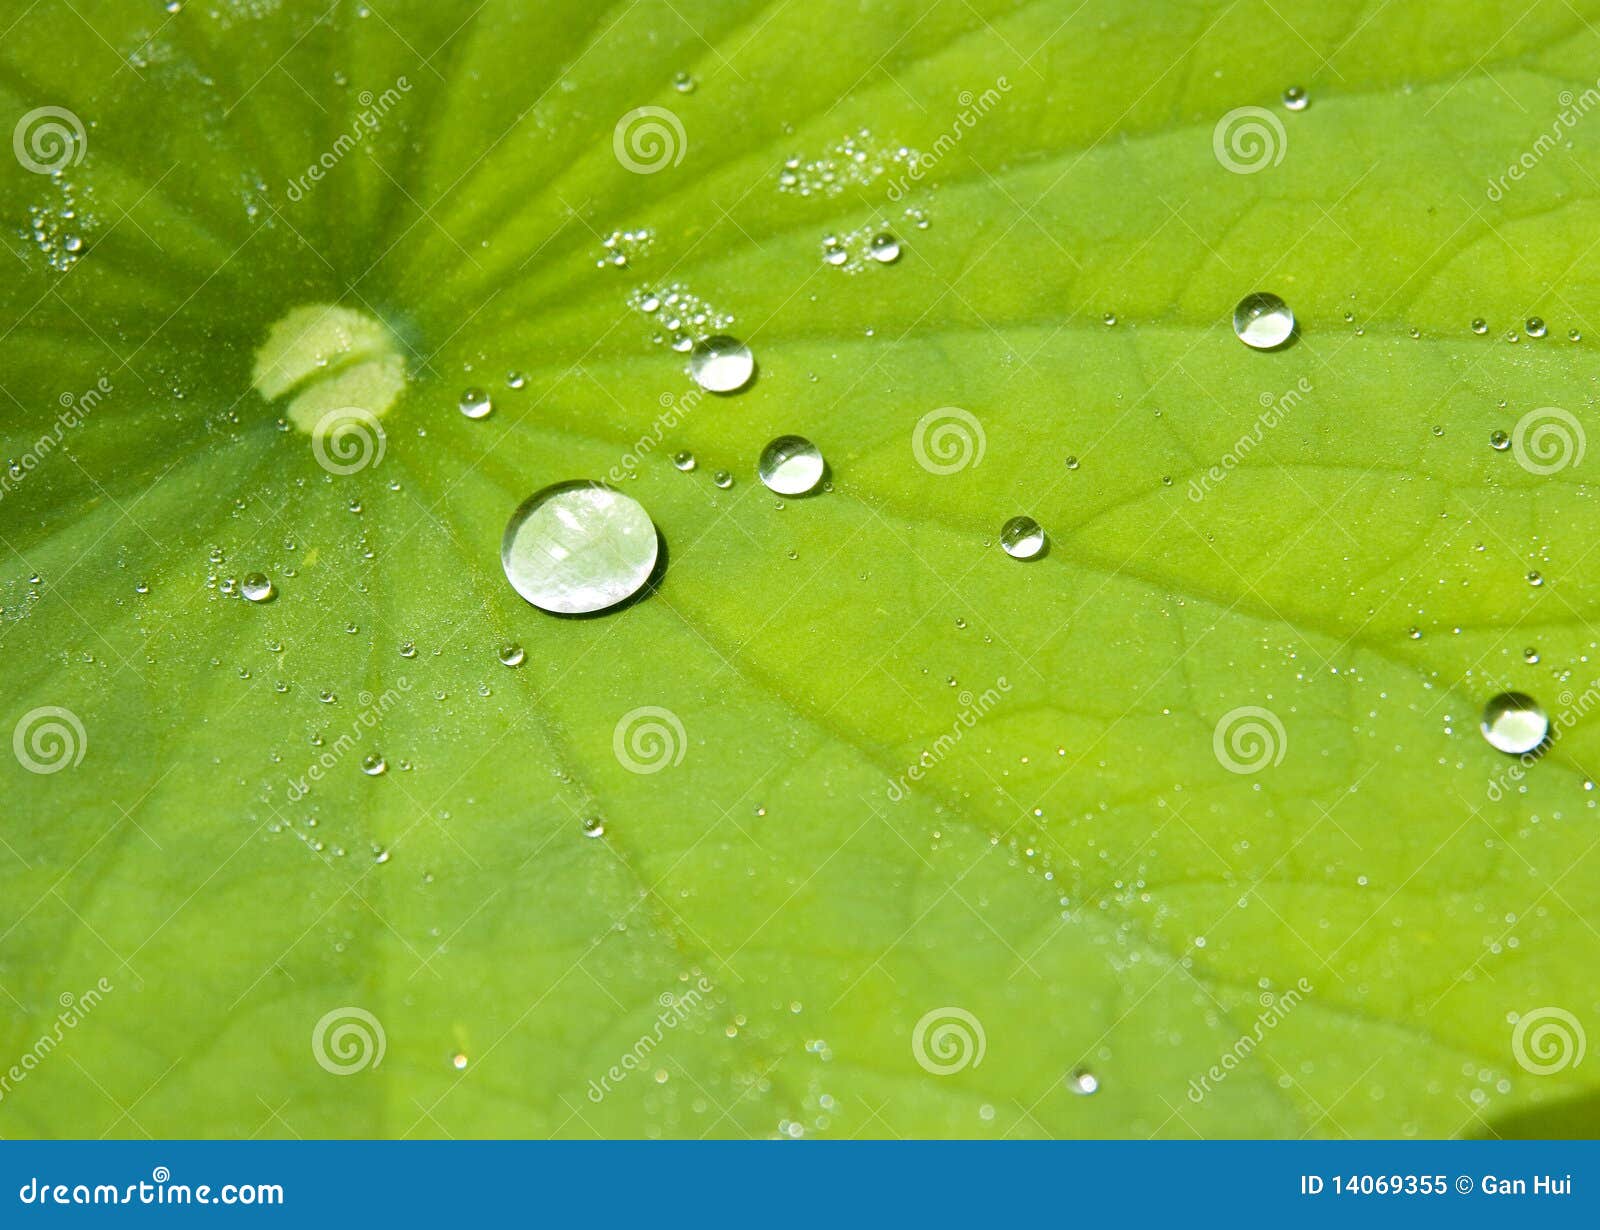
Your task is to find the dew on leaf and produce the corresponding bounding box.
[361,753,387,776]
[672,450,696,472]
[1480,692,1548,756]
[999,516,1046,560]
[1282,85,1308,110]
[1233,292,1294,350]
[241,572,275,602]
[502,481,659,615]
[1489,430,1509,451]
[1471,318,1488,334]
[758,436,825,495]
[712,469,734,489]
[869,233,901,263]
[688,335,755,393]
[498,644,525,667]
[459,388,493,419]
[1525,317,1546,338]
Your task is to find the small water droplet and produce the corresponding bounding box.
[1489,430,1509,451]
[672,450,696,472]
[688,335,755,393]
[1471,318,1488,335]
[1527,570,1543,587]
[1282,85,1308,111]
[502,481,659,615]
[241,572,275,603]
[1569,328,1582,342]
[582,816,606,838]
[362,753,387,776]
[1480,692,1548,755]
[1102,312,1117,327]
[459,388,493,419]
[1067,1068,1100,1095]
[1523,647,1540,664]
[1232,292,1294,350]
[712,469,734,489]
[507,371,527,389]
[451,1052,469,1070]
[498,644,525,667]
[672,70,696,93]
[1065,455,1079,470]
[999,516,1046,560]
[758,435,826,495]
[1525,317,1547,338]
[869,233,901,263]
[399,640,417,658]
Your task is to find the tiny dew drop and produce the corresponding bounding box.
[869,233,901,263]
[688,335,755,393]
[1489,430,1510,451]
[1282,85,1308,110]
[1102,312,1117,327]
[1471,318,1488,335]
[506,371,527,389]
[999,515,1046,560]
[1232,292,1294,350]
[582,816,606,838]
[758,435,826,495]
[361,753,388,776]
[672,450,697,472]
[672,70,696,93]
[1067,1068,1100,1095]
[1480,692,1548,756]
[459,388,493,419]
[1525,316,1547,338]
[241,572,275,603]
[502,480,659,615]
[712,469,734,489]
[498,644,526,667]
[1527,570,1544,587]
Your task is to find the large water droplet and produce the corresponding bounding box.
[1481,692,1548,755]
[502,481,659,615]
[241,572,276,602]
[688,335,755,393]
[1232,292,1294,350]
[999,516,1046,560]
[758,436,825,495]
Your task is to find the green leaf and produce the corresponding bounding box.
[3,0,1598,1139]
